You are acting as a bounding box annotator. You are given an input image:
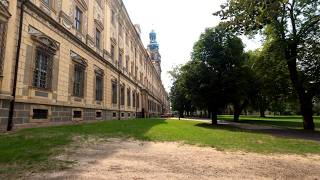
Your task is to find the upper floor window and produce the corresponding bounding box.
[112,80,117,104]
[95,29,101,49]
[111,45,115,61]
[33,48,53,89]
[95,74,103,101]
[118,52,123,67]
[111,11,116,26]
[73,64,85,97]
[75,7,82,32]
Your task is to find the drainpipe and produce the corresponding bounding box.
[7,0,29,131]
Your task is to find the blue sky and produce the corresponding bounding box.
[123,0,262,92]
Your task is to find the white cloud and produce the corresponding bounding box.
[123,0,262,92]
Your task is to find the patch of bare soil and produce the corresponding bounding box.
[31,138,320,180]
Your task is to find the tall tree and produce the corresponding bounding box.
[191,24,247,123]
[214,0,320,130]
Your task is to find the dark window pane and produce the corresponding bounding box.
[33,109,48,119]
[96,29,101,48]
[96,111,102,118]
[96,75,103,101]
[73,64,85,97]
[75,8,82,31]
[112,81,117,104]
[73,111,82,118]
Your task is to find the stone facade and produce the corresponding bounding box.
[0,0,170,131]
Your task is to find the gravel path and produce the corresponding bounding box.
[31,138,320,180]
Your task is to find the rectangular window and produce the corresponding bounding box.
[32,109,48,119]
[120,85,125,106]
[112,80,117,104]
[95,75,103,101]
[137,93,140,108]
[33,48,52,89]
[75,7,82,32]
[111,11,116,25]
[121,113,124,117]
[127,88,131,107]
[73,110,82,118]
[96,29,101,49]
[96,111,102,118]
[133,91,136,107]
[113,112,117,117]
[111,45,115,61]
[118,52,123,67]
[73,64,85,97]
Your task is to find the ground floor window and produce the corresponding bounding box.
[73,64,85,97]
[127,88,131,107]
[33,48,53,89]
[120,84,125,106]
[32,109,48,119]
[95,74,103,101]
[112,80,117,104]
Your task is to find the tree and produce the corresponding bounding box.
[214,0,320,130]
[169,67,190,119]
[191,24,248,123]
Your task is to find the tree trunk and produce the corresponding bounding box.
[211,111,218,125]
[260,109,266,118]
[286,44,315,130]
[233,103,241,122]
[300,96,315,130]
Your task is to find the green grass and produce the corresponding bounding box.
[1,118,320,178]
[218,115,320,130]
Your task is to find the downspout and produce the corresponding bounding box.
[7,0,29,131]
[118,65,121,120]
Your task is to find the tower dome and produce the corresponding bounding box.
[148,30,159,50]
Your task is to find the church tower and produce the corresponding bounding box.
[147,30,162,77]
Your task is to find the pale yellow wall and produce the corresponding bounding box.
[1,0,169,113]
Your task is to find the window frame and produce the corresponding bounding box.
[73,63,85,98]
[95,73,103,101]
[75,7,83,32]
[33,48,53,90]
[111,80,118,104]
[95,28,101,49]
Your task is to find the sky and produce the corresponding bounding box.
[122,0,262,92]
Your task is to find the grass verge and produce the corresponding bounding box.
[1,118,320,178]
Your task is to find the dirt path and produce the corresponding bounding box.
[31,138,320,180]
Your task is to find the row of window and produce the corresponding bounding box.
[33,48,141,107]
[111,80,140,108]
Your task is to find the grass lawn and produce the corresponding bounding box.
[218,115,320,130]
[1,118,320,178]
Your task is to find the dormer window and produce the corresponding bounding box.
[75,7,82,32]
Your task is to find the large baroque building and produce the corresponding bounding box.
[0,0,170,131]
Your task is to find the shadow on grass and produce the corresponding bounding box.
[195,123,320,142]
[0,118,167,178]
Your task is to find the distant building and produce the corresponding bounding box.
[0,0,170,131]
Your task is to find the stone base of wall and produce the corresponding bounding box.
[0,99,10,132]
[10,102,136,129]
